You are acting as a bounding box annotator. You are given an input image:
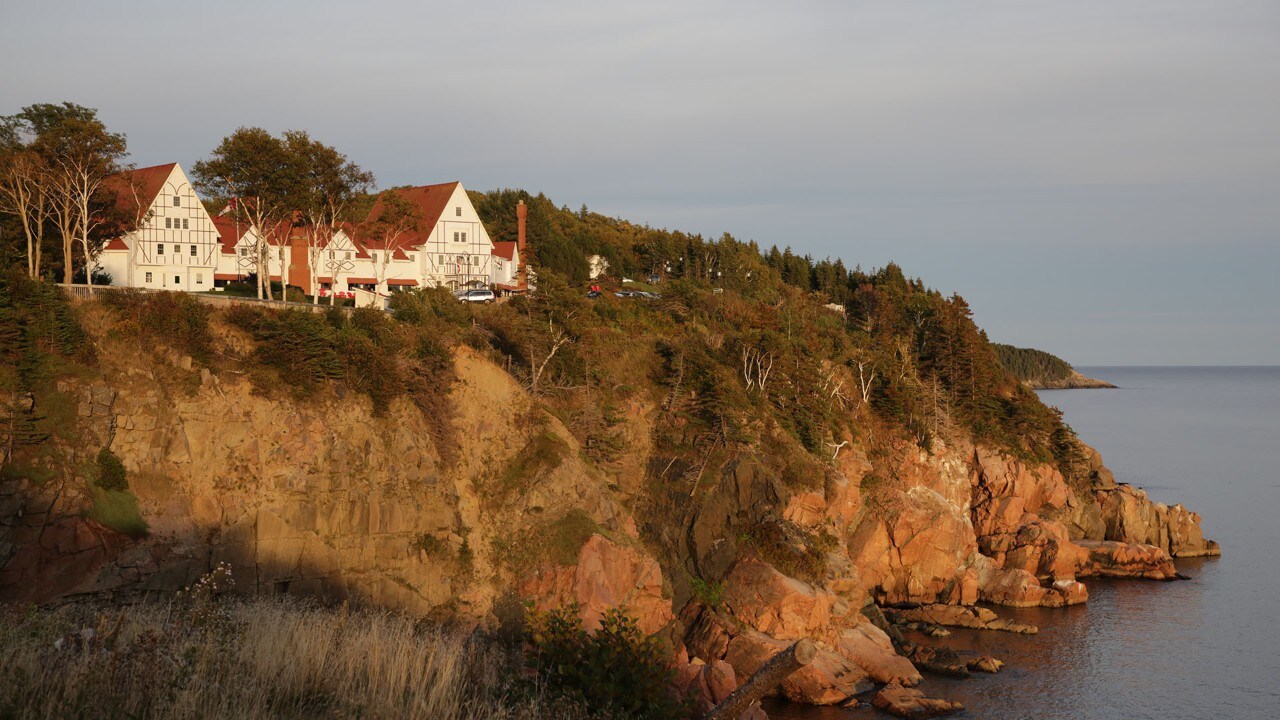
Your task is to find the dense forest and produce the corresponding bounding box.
[992,344,1075,384]
[465,190,1082,478]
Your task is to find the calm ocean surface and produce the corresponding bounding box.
[766,366,1280,719]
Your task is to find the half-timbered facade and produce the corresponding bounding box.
[97,163,221,291]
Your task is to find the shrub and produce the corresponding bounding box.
[688,575,724,608]
[95,448,127,491]
[100,289,214,363]
[544,509,600,567]
[86,486,147,537]
[525,604,689,720]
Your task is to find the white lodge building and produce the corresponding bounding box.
[101,168,523,297]
[97,163,221,291]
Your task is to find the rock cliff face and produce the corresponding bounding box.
[0,314,1219,712]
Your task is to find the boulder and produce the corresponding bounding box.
[1076,539,1181,580]
[966,655,1004,673]
[836,623,922,686]
[721,558,833,640]
[872,683,964,719]
[724,629,872,706]
[885,604,1038,634]
[905,644,968,678]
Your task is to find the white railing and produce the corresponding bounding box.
[56,284,352,315]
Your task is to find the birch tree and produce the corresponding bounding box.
[1,103,128,286]
[0,148,51,279]
[287,131,374,304]
[357,191,422,297]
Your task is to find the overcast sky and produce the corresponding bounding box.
[3,0,1277,364]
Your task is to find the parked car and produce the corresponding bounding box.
[586,290,603,299]
[614,290,640,298]
[647,274,661,283]
[456,288,495,303]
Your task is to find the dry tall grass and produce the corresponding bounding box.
[0,596,589,720]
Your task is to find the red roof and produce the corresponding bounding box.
[364,181,460,247]
[492,241,518,261]
[103,238,129,251]
[212,216,249,254]
[105,163,177,215]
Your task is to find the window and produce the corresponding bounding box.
[371,252,378,263]
[456,207,461,217]
[453,232,459,242]
[173,196,181,207]
[174,275,181,285]
[438,255,444,264]
[165,218,172,229]
[239,248,247,257]
[328,250,334,259]
[145,271,153,283]
[157,244,165,255]
[190,245,197,257]
[345,251,352,260]
[460,232,467,243]
[407,254,414,261]
[195,273,203,285]
[182,218,189,229]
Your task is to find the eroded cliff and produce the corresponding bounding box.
[0,288,1219,714]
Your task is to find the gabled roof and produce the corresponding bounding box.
[212,216,250,254]
[492,241,518,261]
[364,181,461,246]
[106,163,178,213]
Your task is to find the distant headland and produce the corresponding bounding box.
[994,343,1116,389]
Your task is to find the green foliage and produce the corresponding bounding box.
[992,343,1075,383]
[740,520,831,585]
[491,430,569,506]
[387,286,469,329]
[0,269,90,388]
[86,486,147,537]
[100,289,214,364]
[545,509,601,567]
[687,575,724,608]
[95,448,127,491]
[525,604,689,720]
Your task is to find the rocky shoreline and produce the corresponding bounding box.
[1028,369,1117,389]
[0,310,1218,720]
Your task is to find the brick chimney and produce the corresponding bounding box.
[516,199,527,257]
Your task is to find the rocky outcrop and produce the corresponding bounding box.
[1028,370,1116,390]
[885,604,1037,634]
[670,653,767,720]
[873,683,964,719]
[1096,484,1221,558]
[1076,539,1181,580]
[520,533,673,635]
